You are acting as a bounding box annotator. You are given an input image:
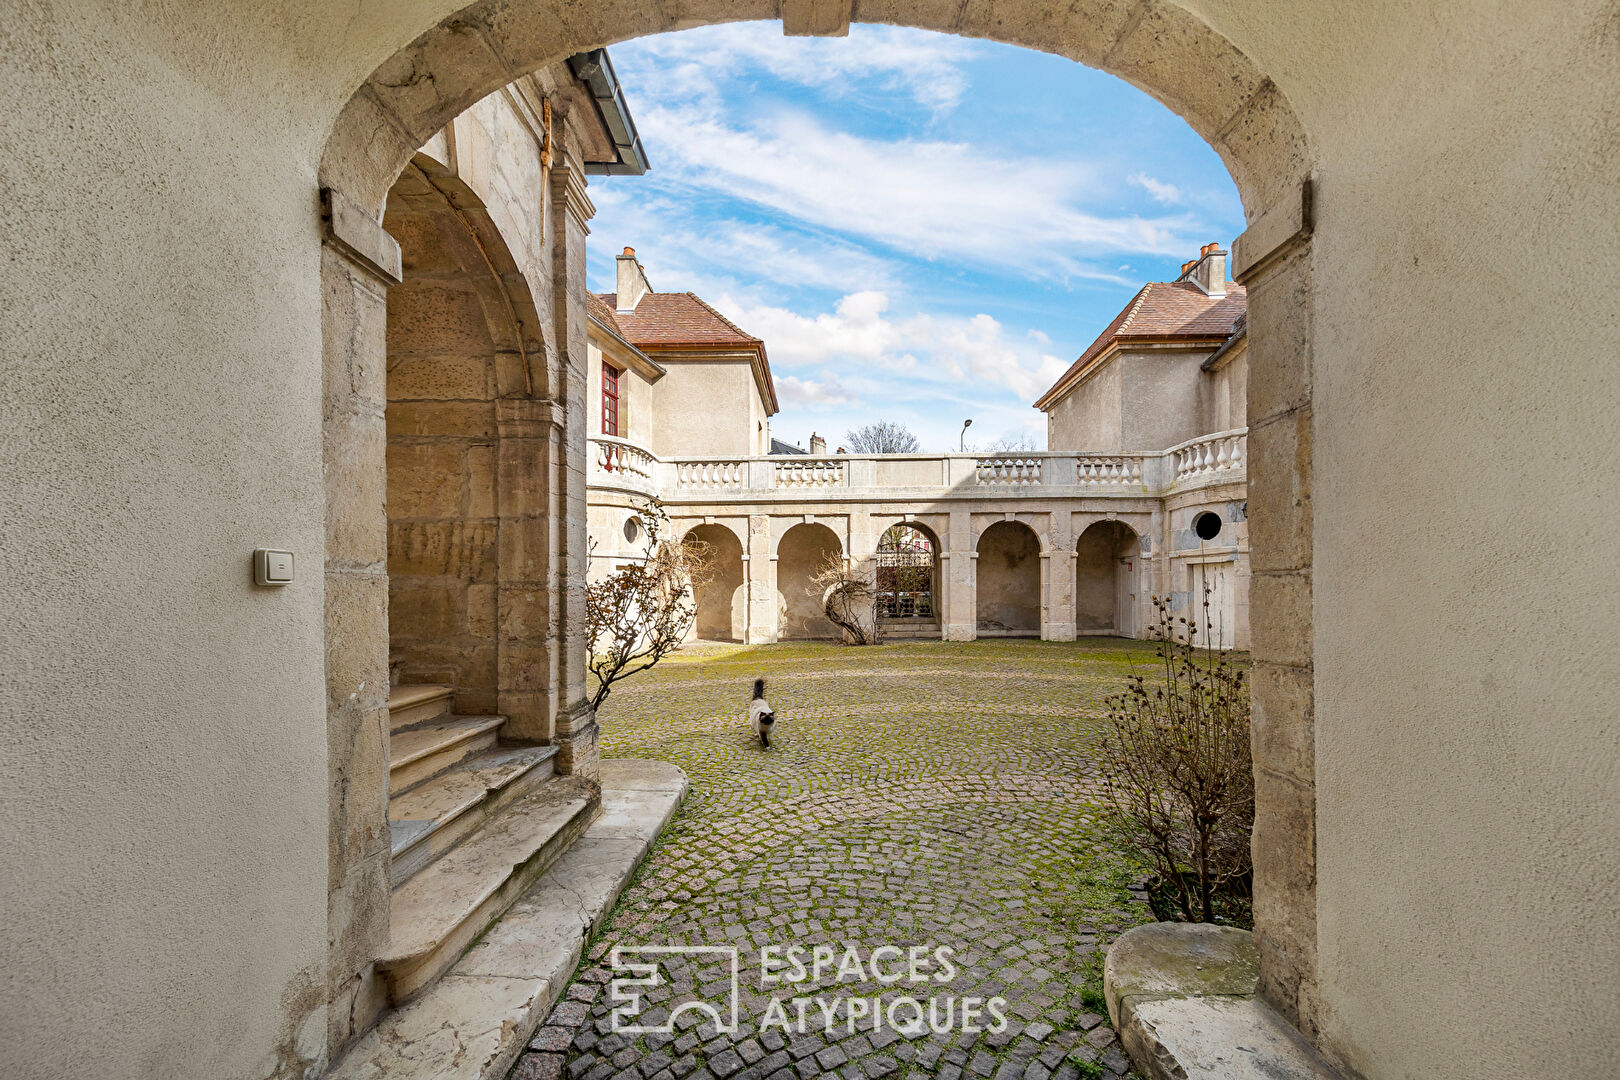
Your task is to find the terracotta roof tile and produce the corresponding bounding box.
[595,290,777,414]
[594,291,762,348]
[1034,281,1247,409]
[585,291,623,337]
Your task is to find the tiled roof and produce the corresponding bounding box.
[585,291,622,337]
[596,290,776,413]
[595,291,763,348]
[1034,281,1247,410]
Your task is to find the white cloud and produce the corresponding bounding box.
[713,290,1069,406]
[632,103,1189,281]
[1129,172,1184,204]
[617,23,978,115]
[777,375,860,406]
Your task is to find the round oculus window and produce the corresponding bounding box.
[623,517,642,544]
[1193,511,1223,541]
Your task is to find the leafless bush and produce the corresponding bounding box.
[1099,587,1252,924]
[810,551,881,645]
[585,500,713,711]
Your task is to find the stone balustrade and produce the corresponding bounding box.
[589,429,1246,503]
[589,435,658,495]
[1167,428,1247,484]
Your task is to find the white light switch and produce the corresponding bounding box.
[254,549,295,586]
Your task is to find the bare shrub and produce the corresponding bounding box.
[810,551,881,645]
[1099,588,1252,924]
[585,500,713,711]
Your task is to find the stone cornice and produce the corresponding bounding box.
[549,160,595,228]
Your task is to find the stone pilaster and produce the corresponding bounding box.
[319,188,399,1057]
[1044,551,1078,641]
[548,155,598,780]
[495,398,559,743]
[1234,184,1318,1036]
[745,515,778,643]
[942,511,976,641]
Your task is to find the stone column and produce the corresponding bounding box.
[547,157,598,781]
[746,514,778,643]
[319,188,399,1054]
[1233,187,1318,1035]
[942,510,976,641]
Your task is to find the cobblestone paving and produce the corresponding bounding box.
[512,639,1170,1080]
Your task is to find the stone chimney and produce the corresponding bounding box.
[615,246,651,313]
[1187,242,1227,298]
[810,432,827,455]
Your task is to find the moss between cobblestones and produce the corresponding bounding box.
[513,640,1196,1080]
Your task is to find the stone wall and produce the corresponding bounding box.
[384,169,505,714]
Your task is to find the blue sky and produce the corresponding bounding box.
[586,23,1243,453]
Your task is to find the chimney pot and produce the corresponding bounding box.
[623,246,635,257]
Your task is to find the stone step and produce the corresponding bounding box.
[388,744,559,887]
[376,777,598,1005]
[329,761,688,1080]
[388,717,503,795]
[387,684,454,732]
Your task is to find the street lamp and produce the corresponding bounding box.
[959,418,973,452]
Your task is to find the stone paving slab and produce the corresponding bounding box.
[510,640,1183,1080]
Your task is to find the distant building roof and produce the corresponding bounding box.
[585,291,623,336]
[769,438,806,455]
[1034,280,1247,410]
[595,290,777,413]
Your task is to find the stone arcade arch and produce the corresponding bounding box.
[683,523,746,642]
[316,3,1322,1072]
[775,522,843,640]
[875,522,940,638]
[1074,519,1140,638]
[975,520,1043,636]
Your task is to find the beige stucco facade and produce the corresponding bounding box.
[4,4,1618,1080]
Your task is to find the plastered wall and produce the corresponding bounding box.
[646,360,760,457]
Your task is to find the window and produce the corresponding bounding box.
[601,362,620,436]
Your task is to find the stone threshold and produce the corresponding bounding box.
[329,760,689,1080]
[1104,922,1343,1080]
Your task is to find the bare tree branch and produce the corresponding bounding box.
[585,499,715,712]
[809,551,881,646]
[844,420,921,454]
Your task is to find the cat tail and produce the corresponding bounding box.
[753,678,766,700]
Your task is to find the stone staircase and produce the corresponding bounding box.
[381,685,597,1005]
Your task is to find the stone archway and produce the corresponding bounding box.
[776,522,843,640]
[683,523,746,642]
[318,3,1319,1066]
[975,520,1043,635]
[876,522,941,638]
[384,152,551,722]
[1075,519,1140,637]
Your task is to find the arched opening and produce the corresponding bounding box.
[975,520,1042,636]
[875,523,939,638]
[683,524,745,642]
[315,4,1322,1071]
[1075,520,1140,638]
[776,523,843,640]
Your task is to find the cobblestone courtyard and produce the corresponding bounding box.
[512,639,1175,1080]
